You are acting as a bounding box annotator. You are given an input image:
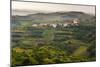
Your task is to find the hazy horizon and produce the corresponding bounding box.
[12,1,95,16]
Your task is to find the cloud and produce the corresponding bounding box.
[12,1,95,15]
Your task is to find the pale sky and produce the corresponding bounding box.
[12,1,95,16]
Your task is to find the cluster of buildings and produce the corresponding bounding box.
[32,18,80,28]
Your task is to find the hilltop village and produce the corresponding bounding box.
[32,18,80,28]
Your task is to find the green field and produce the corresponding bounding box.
[11,12,96,66]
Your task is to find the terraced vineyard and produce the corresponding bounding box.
[11,12,96,66]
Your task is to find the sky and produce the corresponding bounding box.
[12,1,95,16]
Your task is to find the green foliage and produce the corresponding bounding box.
[11,14,96,66]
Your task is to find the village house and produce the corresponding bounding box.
[63,23,68,27]
[64,18,80,26]
[32,24,38,27]
[50,23,57,28]
[73,18,80,25]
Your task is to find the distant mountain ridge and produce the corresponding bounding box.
[12,11,95,23]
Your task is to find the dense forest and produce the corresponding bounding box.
[11,12,96,67]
